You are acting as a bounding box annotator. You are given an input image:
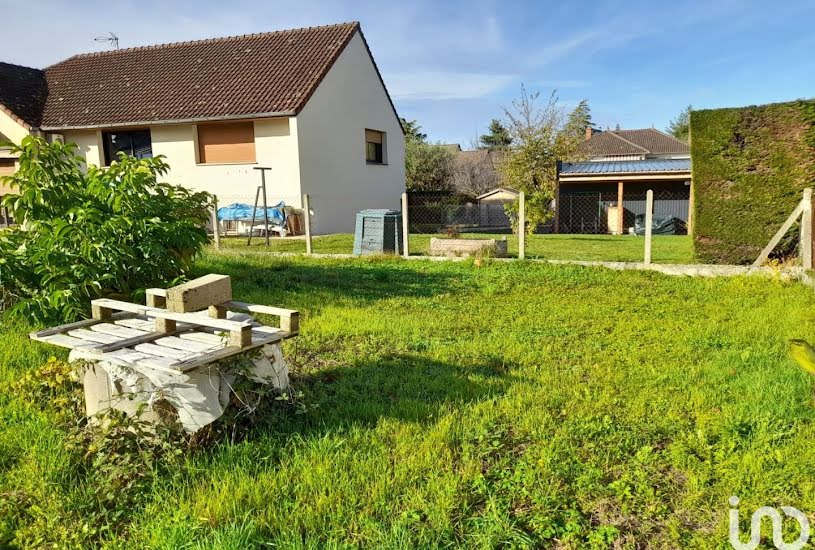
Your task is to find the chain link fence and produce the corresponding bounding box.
[407,203,512,234]
[557,189,689,235]
[211,188,700,264]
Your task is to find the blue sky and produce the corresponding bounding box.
[3,0,814,146]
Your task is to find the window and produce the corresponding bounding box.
[197,122,256,164]
[365,129,385,164]
[102,129,152,165]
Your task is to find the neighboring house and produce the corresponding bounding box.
[581,127,690,162]
[0,22,405,234]
[476,187,518,204]
[445,145,505,198]
[476,187,518,228]
[556,128,692,235]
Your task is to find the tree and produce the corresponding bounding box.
[0,137,212,322]
[448,151,501,197]
[666,105,692,142]
[479,119,513,150]
[498,85,583,233]
[405,140,454,192]
[400,118,427,144]
[563,99,594,140]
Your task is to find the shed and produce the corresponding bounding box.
[476,187,520,205]
[475,187,518,228]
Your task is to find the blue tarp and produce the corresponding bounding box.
[217,202,286,225]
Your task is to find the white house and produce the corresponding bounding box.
[0,22,405,234]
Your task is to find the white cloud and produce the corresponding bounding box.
[385,71,516,101]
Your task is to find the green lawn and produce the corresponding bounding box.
[2,253,815,547]
[221,233,695,264]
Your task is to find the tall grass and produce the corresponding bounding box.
[2,254,814,547]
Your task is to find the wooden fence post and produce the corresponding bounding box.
[753,200,805,267]
[401,192,410,258]
[211,195,220,250]
[303,193,313,254]
[644,189,653,265]
[802,188,813,270]
[518,191,526,260]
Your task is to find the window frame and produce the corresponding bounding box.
[365,129,386,165]
[101,128,153,166]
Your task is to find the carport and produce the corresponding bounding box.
[556,159,692,234]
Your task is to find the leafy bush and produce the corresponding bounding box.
[405,140,455,192]
[0,136,212,322]
[690,100,815,264]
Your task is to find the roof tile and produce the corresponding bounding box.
[0,62,47,128]
[37,22,360,129]
[580,128,689,156]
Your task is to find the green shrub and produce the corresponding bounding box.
[0,136,212,322]
[690,99,815,264]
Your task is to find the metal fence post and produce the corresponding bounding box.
[401,192,410,258]
[211,195,220,250]
[303,193,313,254]
[518,191,526,260]
[802,188,813,270]
[644,189,653,265]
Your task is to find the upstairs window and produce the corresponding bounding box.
[198,122,256,164]
[102,129,152,165]
[365,129,385,164]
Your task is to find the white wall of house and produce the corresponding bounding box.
[0,110,30,146]
[64,130,103,166]
[65,118,303,208]
[150,119,303,207]
[295,31,405,234]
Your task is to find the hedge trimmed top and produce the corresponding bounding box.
[690,99,815,264]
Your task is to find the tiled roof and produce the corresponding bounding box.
[452,148,507,170]
[614,128,689,154]
[559,159,691,175]
[0,62,47,128]
[37,22,361,129]
[581,131,649,156]
[580,128,689,156]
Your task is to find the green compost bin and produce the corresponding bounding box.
[353,209,403,255]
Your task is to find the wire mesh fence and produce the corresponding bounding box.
[407,203,512,234]
[211,188,698,264]
[557,189,689,235]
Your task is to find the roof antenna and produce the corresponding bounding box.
[94,32,119,50]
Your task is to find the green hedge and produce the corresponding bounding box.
[690,100,815,264]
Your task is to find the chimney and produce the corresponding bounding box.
[585,126,592,141]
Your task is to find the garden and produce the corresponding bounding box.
[219,233,695,264]
[3,249,815,547]
[2,101,815,547]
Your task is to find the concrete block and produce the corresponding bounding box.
[429,238,508,258]
[166,274,232,313]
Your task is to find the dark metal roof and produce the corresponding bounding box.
[560,159,691,175]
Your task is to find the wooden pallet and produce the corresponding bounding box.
[30,295,299,373]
